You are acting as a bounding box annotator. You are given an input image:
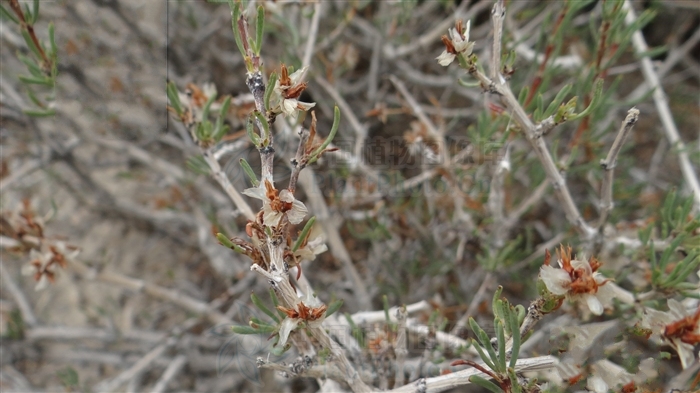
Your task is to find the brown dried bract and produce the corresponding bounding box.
[664,306,700,345]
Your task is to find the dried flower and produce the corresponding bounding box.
[20,242,79,291]
[539,246,616,315]
[243,180,308,226]
[641,299,700,368]
[437,20,475,66]
[274,65,316,116]
[22,249,54,291]
[276,289,327,347]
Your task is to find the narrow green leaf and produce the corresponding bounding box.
[518,86,529,105]
[470,338,497,371]
[264,72,278,111]
[31,0,39,25]
[570,78,603,121]
[255,5,265,55]
[0,4,19,24]
[468,375,503,393]
[18,53,42,77]
[213,96,232,141]
[246,115,262,147]
[469,318,499,367]
[383,294,391,323]
[48,23,57,57]
[251,292,280,323]
[201,92,217,122]
[228,0,247,60]
[186,155,210,175]
[166,82,183,115]
[492,286,503,320]
[508,307,521,368]
[325,298,343,317]
[216,233,246,254]
[293,216,316,252]
[239,158,259,187]
[543,83,572,118]
[496,320,506,373]
[18,74,53,86]
[21,29,43,60]
[309,106,340,163]
[23,108,56,117]
[507,368,523,393]
[232,325,260,334]
[253,110,270,143]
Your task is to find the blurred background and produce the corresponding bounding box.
[1,0,699,391]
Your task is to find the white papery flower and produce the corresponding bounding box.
[641,299,700,369]
[294,224,328,263]
[277,288,327,347]
[243,180,308,226]
[586,375,608,393]
[436,20,475,66]
[22,249,54,291]
[539,246,615,316]
[273,66,316,116]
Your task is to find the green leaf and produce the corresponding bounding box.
[216,233,246,254]
[21,29,43,61]
[246,115,262,147]
[518,86,529,106]
[18,53,43,77]
[470,338,497,371]
[18,74,53,86]
[31,0,39,25]
[325,298,344,317]
[0,4,19,24]
[496,320,506,373]
[23,108,56,117]
[293,216,317,252]
[264,71,278,111]
[228,0,248,61]
[255,5,265,55]
[309,106,340,163]
[508,307,521,368]
[239,158,259,187]
[232,325,260,334]
[48,22,57,59]
[570,78,603,121]
[213,96,232,141]
[251,292,280,323]
[543,83,572,119]
[468,375,503,393]
[186,155,210,175]
[166,82,183,115]
[253,110,270,144]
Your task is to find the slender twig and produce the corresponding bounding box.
[68,258,233,326]
[152,354,188,393]
[502,178,551,232]
[202,149,255,221]
[296,169,372,310]
[598,108,640,228]
[394,306,408,388]
[0,260,39,327]
[468,5,597,238]
[7,0,50,69]
[388,355,557,393]
[490,0,505,81]
[622,0,700,209]
[94,339,175,392]
[389,75,447,162]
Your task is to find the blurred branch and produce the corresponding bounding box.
[622,0,700,210]
[598,108,640,228]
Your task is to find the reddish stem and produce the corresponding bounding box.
[8,0,50,69]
